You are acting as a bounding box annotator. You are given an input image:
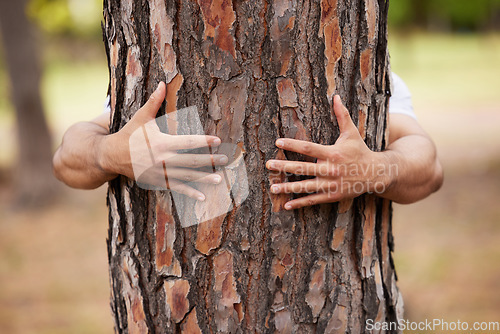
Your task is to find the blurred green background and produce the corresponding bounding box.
[1,1,499,333]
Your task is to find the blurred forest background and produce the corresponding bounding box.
[0,0,499,333]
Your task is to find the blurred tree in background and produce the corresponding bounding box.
[0,0,56,208]
[0,0,103,208]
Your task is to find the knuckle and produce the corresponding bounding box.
[302,143,312,154]
[327,192,339,201]
[190,157,199,167]
[327,150,339,161]
[324,165,336,176]
[306,182,316,193]
[150,142,162,156]
[326,181,337,192]
[152,138,163,150]
[295,164,305,175]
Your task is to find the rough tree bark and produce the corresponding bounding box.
[104,0,403,333]
[0,0,55,207]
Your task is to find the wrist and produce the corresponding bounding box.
[96,133,121,178]
[369,150,398,195]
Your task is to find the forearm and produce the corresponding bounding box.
[378,134,443,204]
[53,122,118,189]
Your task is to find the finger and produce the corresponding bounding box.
[333,95,357,135]
[162,134,222,150]
[135,82,166,120]
[275,138,331,160]
[165,168,222,184]
[284,192,339,210]
[168,179,206,201]
[266,160,333,177]
[134,168,207,201]
[271,179,335,195]
[163,154,228,168]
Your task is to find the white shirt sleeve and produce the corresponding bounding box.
[103,95,111,114]
[389,72,417,119]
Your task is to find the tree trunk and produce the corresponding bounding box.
[0,0,56,207]
[104,0,403,333]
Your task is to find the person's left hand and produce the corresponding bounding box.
[266,95,390,210]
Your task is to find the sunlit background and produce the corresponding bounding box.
[1,1,499,333]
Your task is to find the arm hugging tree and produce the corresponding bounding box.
[103,0,404,332]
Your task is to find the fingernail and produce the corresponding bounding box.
[218,156,228,164]
[213,138,221,145]
[271,185,279,193]
[213,175,222,184]
[284,203,292,210]
[197,194,206,201]
[268,161,276,169]
[276,139,284,148]
[336,95,344,105]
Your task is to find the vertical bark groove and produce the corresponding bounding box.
[104,0,403,332]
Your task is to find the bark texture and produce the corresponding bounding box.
[0,0,55,207]
[104,0,403,332]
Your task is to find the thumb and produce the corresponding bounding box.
[333,95,357,136]
[135,82,166,120]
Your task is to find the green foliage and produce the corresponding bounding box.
[429,0,500,30]
[28,0,72,35]
[389,0,500,31]
[27,0,103,38]
[387,0,415,28]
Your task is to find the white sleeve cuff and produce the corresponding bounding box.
[103,95,111,114]
[389,72,417,120]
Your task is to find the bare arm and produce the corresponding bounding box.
[266,95,444,209]
[53,82,227,200]
[380,113,443,204]
[53,113,113,189]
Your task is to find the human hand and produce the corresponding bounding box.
[102,82,228,201]
[266,95,390,210]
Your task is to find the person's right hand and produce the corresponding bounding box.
[102,82,227,201]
